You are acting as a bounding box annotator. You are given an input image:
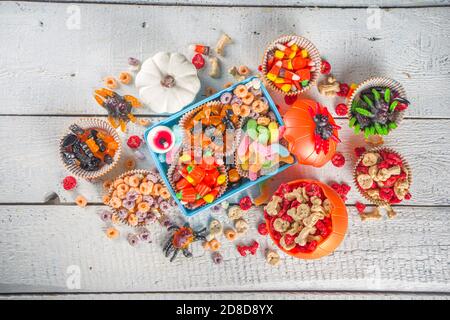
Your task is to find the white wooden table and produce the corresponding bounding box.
[1,0,449,300]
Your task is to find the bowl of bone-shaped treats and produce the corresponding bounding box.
[263,179,348,259]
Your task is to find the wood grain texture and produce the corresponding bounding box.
[1,2,450,117]
[0,205,449,293]
[2,292,449,300]
[40,0,450,8]
[0,116,448,205]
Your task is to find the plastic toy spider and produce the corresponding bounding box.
[163,222,207,262]
[94,88,141,132]
[308,103,341,155]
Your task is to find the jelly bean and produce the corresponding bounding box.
[216,174,226,185]
[228,168,240,183]
[249,171,258,181]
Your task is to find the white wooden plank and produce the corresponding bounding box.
[2,292,449,300]
[0,116,448,205]
[1,2,450,117]
[46,0,450,8]
[0,205,448,293]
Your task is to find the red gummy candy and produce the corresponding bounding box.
[257,222,268,236]
[396,102,408,111]
[335,103,348,116]
[249,241,259,253]
[404,193,412,200]
[305,183,321,197]
[62,176,77,190]
[331,152,346,168]
[127,135,142,149]
[237,245,247,257]
[258,65,263,72]
[306,240,318,252]
[356,164,369,174]
[284,94,297,105]
[192,53,205,69]
[354,147,366,158]
[384,176,398,187]
[379,188,394,201]
[320,59,331,74]
[276,183,291,195]
[337,83,349,97]
[355,201,366,213]
[239,196,252,210]
[340,183,351,194]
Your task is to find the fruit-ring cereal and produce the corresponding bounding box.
[137,201,150,213]
[241,92,254,105]
[238,65,250,76]
[104,77,118,89]
[128,214,138,226]
[128,175,140,187]
[106,227,120,239]
[117,183,130,194]
[139,182,153,195]
[208,239,221,251]
[159,187,171,199]
[124,158,136,170]
[234,84,248,98]
[224,228,237,241]
[118,72,132,84]
[102,195,111,205]
[75,195,88,207]
[103,180,113,190]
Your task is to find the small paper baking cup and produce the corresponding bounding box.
[261,35,321,96]
[353,147,412,207]
[59,118,122,181]
[107,169,170,227]
[180,101,240,158]
[167,151,228,210]
[347,77,408,136]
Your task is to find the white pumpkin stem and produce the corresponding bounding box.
[161,75,176,88]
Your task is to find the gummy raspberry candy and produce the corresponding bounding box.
[284,234,296,246]
[396,102,408,111]
[275,183,291,195]
[192,53,205,70]
[355,201,366,213]
[331,152,346,168]
[248,241,259,255]
[306,240,318,252]
[354,147,366,158]
[237,245,247,257]
[379,188,394,202]
[257,222,268,236]
[320,59,331,74]
[127,135,142,149]
[335,103,348,116]
[284,94,297,105]
[305,183,321,197]
[337,83,349,97]
[239,196,252,210]
[404,193,412,200]
[62,176,77,190]
[258,65,263,72]
[340,183,351,194]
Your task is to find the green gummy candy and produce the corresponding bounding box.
[389,100,398,112]
[363,95,374,107]
[364,127,370,139]
[372,88,381,101]
[349,117,357,127]
[355,107,373,117]
[246,119,257,130]
[384,88,391,103]
[187,165,193,173]
[301,80,309,87]
[374,122,383,134]
[388,122,398,129]
[369,125,376,136]
[247,128,258,140]
[176,192,182,199]
[354,123,361,134]
[262,161,272,169]
[257,126,269,144]
[351,99,359,112]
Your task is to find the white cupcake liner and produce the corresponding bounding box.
[347,77,408,137]
[261,35,321,96]
[59,118,122,181]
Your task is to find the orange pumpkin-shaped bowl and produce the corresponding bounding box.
[265,179,348,259]
[283,99,340,167]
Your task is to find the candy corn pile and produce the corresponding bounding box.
[265,40,315,93]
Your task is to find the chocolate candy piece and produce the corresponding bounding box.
[62,134,78,148]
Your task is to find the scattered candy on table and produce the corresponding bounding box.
[62,176,77,190]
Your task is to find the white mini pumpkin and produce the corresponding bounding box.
[135,52,201,114]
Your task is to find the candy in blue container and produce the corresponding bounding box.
[144,76,296,217]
